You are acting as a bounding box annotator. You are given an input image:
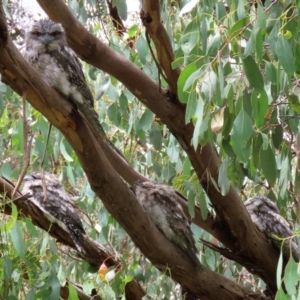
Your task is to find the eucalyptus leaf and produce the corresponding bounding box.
[260,146,277,186]
[276,35,295,74]
[242,55,264,92]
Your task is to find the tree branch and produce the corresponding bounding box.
[141,0,181,95]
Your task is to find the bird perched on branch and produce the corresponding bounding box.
[23,18,94,107]
[133,181,199,266]
[22,172,85,253]
[23,18,127,160]
[245,195,300,261]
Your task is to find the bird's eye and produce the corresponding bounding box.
[50,31,61,37]
[32,31,42,37]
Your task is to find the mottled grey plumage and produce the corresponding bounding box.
[23,19,127,160]
[23,19,93,107]
[134,181,199,265]
[245,195,300,261]
[22,172,85,253]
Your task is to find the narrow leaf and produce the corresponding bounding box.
[276,35,295,74]
[260,146,277,186]
[283,257,297,295]
[3,202,18,231]
[68,283,79,300]
[276,251,283,289]
[60,140,73,162]
[242,55,264,92]
[231,109,254,163]
[251,90,268,128]
[10,222,25,258]
[218,158,230,196]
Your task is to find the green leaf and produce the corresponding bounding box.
[35,289,52,299]
[167,136,179,163]
[261,132,268,150]
[192,100,204,149]
[272,125,283,150]
[139,109,154,130]
[229,17,249,39]
[24,289,35,300]
[207,33,221,56]
[187,191,195,218]
[107,103,121,124]
[10,222,25,259]
[295,43,300,74]
[116,0,127,20]
[222,137,235,158]
[3,202,18,231]
[265,61,277,84]
[4,256,12,286]
[181,21,199,54]
[196,190,208,220]
[266,1,283,33]
[276,35,295,74]
[60,140,73,162]
[178,62,199,103]
[283,257,297,295]
[278,155,290,198]
[276,251,283,289]
[68,283,79,300]
[183,157,192,176]
[252,134,262,168]
[47,270,60,300]
[149,124,162,151]
[288,94,300,113]
[256,4,266,30]
[128,24,138,38]
[218,157,230,196]
[0,162,12,178]
[251,90,268,128]
[242,55,264,92]
[179,0,198,16]
[88,66,97,81]
[260,146,277,186]
[275,287,289,300]
[185,90,197,123]
[67,164,75,186]
[231,109,254,163]
[201,71,217,100]
[136,36,148,65]
[216,2,227,20]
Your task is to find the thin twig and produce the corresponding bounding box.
[12,92,33,196]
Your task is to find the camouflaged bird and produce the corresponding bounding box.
[245,195,300,261]
[133,181,199,265]
[22,172,85,253]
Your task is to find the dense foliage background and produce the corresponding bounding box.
[1,0,300,299]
